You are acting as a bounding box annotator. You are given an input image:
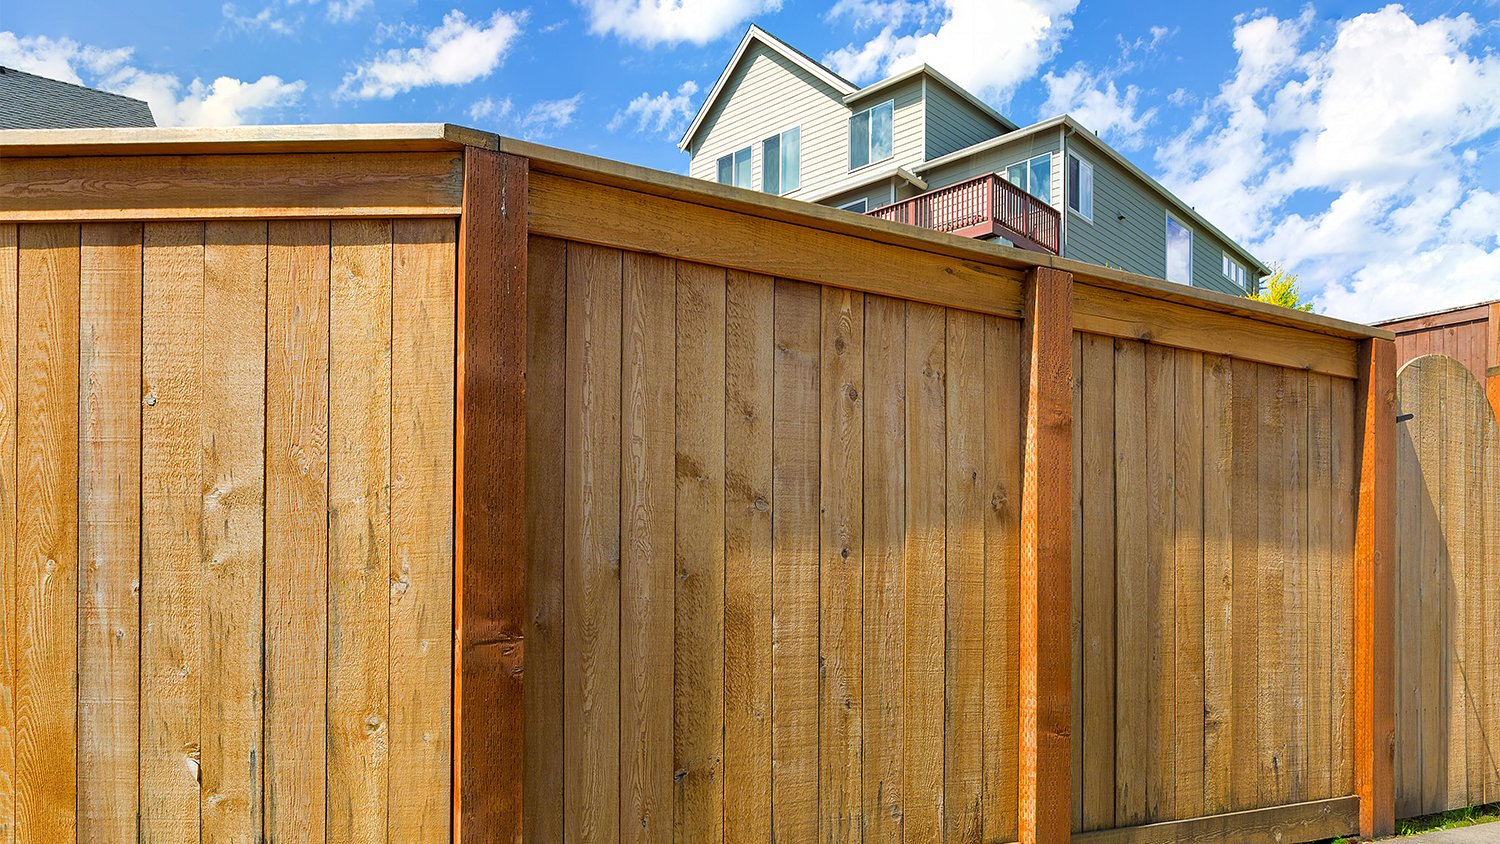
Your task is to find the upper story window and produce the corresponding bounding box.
[1222,253,1248,289]
[1166,215,1192,285]
[849,101,894,170]
[1005,153,1051,203]
[837,198,868,213]
[763,127,801,195]
[717,146,752,189]
[1067,154,1093,221]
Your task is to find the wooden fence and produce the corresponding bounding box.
[0,124,1406,844]
[1394,354,1500,816]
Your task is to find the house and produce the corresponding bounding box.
[0,65,155,129]
[679,25,1266,297]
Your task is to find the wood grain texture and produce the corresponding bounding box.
[1,151,465,221]
[1306,374,1334,803]
[944,307,983,843]
[1331,377,1357,800]
[139,221,204,843]
[264,219,330,844]
[861,294,905,844]
[1113,338,1147,828]
[984,314,1021,844]
[1229,359,1260,813]
[620,251,674,844]
[1172,349,1205,819]
[1144,344,1175,823]
[459,149,527,843]
[523,236,567,844]
[564,241,622,844]
[1201,355,1233,816]
[199,220,265,843]
[77,222,142,844]
[1079,332,1115,832]
[1284,369,1309,804]
[1019,267,1071,844]
[389,218,456,843]
[673,261,725,843]
[1255,364,1287,807]
[819,286,863,844]
[1070,796,1360,844]
[15,223,79,844]
[904,301,946,843]
[771,279,821,844]
[1355,339,1396,837]
[1071,334,1084,835]
[0,224,15,844]
[723,270,774,844]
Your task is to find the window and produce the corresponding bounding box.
[1222,252,1248,289]
[1005,153,1052,203]
[1067,154,1093,220]
[763,127,801,195]
[849,101,894,170]
[837,198,868,213]
[1166,215,1192,284]
[716,146,752,189]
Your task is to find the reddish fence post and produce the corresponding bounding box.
[1019,266,1074,844]
[1354,338,1395,838]
[1487,302,1499,422]
[457,147,528,843]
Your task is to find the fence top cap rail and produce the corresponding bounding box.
[0,121,499,157]
[497,135,1392,344]
[1375,298,1498,329]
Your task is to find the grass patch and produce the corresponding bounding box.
[1395,803,1500,836]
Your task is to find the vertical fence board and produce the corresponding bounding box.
[1172,349,1205,818]
[1355,339,1396,837]
[723,271,774,844]
[0,224,14,844]
[1229,359,1259,812]
[77,222,141,844]
[564,242,623,844]
[1201,355,1233,815]
[1307,373,1334,802]
[983,315,1020,843]
[771,279,820,844]
[1080,332,1115,832]
[819,287,863,843]
[265,219,330,844]
[1462,371,1485,808]
[1070,333,1084,834]
[1442,368,1469,805]
[1285,369,1308,804]
[674,262,725,842]
[1257,364,1288,806]
[904,302,945,843]
[1113,339,1147,828]
[1144,344,1176,823]
[862,295,905,844]
[328,219,392,843]
[199,220,266,843]
[140,221,204,843]
[1332,376,1357,800]
[524,236,567,844]
[1484,381,1500,806]
[1417,359,1443,814]
[390,218,456,843]
[620,252,674,844]
[15,223,80,844]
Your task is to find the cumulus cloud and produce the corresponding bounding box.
[339,9,522,99]
[580,0,781,46]
[0,31,303,126]
[1157,6,1500,322]
[608,80,699,137]
[823,0,1078,103]
[468,95,514,123]
[520,94,582,138]
[1040,66,1155,148]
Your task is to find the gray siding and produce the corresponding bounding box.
[826,179,897,213]
[1062,142,1251,295]
[924,83,1005,160]
[924,132,1064,213]
[688,42,851,199]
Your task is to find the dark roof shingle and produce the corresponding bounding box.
[0,65,155,129]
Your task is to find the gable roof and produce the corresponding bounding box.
[678,25,855,151]
[0,66,155,130]
[846,63,1018,132]
[918,114,1271,276]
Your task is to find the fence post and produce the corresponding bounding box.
[1487,302,1499,422]
[457,146,528,843]
[1354,337,1395,838]
[1019,266,1073,844]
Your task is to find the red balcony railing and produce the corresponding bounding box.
[867,173,1061,254]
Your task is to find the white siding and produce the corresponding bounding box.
[846,77,924,181]
[924,83,1006,160]
[688,43,853,199]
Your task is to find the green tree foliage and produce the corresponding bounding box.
[1249,266,1315,313]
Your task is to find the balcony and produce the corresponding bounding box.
[867,172,1061,255]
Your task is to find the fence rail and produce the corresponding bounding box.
[866,172,1062,254]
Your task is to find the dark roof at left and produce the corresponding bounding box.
[0,66,155,129]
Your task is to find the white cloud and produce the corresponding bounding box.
[823,0,1078,103]
[339,9,523,99]
[1040,65,1155,148]
[0,30,303,126]
[221,3,298,36]
[581,0,780,46]
[520,94,582,138]
[1157,6,1500,322]
[608,80,699,137]
[325,0,372,22]
[469,95,514,123]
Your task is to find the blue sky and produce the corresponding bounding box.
[3,0,1498,321]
